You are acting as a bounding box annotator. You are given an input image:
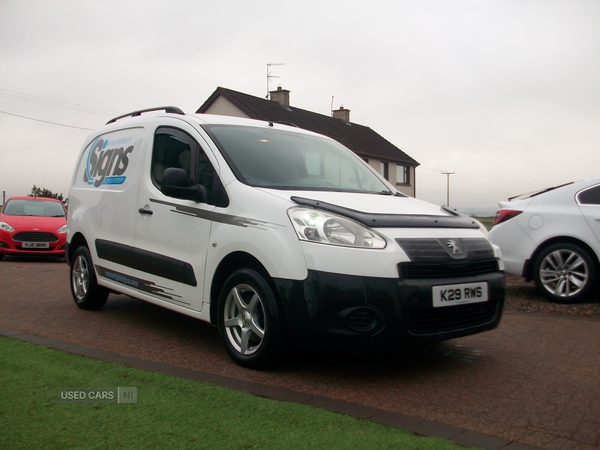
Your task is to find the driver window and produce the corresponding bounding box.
[152,129,193,190]
[151,127,224,206]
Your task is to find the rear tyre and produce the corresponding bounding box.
[533,242,598,303]
[217,268,285,369]
[70,246,109,310]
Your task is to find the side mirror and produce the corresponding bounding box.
[161,168,208,203]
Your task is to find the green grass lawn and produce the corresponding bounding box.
[0,336,474,449]
[472,216,495,231]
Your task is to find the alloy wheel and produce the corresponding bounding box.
[223,283,266,356]
[72,254,89,301]
[539,249,589,298]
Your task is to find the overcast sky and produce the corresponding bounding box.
[1,0,598,213]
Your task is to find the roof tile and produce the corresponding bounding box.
[197,87,419,166]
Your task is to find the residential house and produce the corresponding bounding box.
[197,87,419,196]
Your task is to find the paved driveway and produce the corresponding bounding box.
[1,258,599,449]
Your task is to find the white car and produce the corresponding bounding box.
[489,177,600,303]
[66,107,505,368]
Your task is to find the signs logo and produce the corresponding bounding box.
[84,137,134,187]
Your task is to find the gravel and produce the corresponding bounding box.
[504,273,600,318]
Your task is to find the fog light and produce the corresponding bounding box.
[340,307,381,333]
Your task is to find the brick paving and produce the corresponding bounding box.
[1,258,599,449]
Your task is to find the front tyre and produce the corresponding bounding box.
[533,242,598,303]
[70,246,109,310]
[217,268,285,369]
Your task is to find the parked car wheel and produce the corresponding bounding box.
[70,246,109,310]
[217,268,285,369]
[533,242,598,303]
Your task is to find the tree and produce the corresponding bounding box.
[30,185,66,204]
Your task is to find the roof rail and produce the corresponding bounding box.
[106,106,185,124]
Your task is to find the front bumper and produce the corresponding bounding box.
[275,267,505,350]
[0,235,66,257]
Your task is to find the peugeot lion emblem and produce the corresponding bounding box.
[447,239,461,255]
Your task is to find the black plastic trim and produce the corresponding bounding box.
[95,239,196,287]
[64,242,70,265]
[290,196,480,229]
[274,269,504,350]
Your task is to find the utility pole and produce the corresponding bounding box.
[441,171,454,207]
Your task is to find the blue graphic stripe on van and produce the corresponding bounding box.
[149,198,283,229]
[102,176,126,185]
[96,266,189,304]
[86,176,126,186]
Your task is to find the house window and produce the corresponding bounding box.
[381,162,389,180]
[397,165,410,185]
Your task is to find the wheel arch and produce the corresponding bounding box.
[209,251,281,326]
[524,236,600,281]
[67,232,89,266]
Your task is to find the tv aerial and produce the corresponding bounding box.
[266,63,284,98]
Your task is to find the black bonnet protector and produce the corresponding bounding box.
[291,196,481,229]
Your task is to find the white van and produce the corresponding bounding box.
[66,107,505,368]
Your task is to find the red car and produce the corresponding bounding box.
[0,196,67,260]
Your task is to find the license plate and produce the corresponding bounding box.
[22,242,49,249]
[432,282,488,307]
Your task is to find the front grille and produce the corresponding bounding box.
[405,300,498,334]
[396,238,494,262]
[12,232,58,243]
[399,260,498,279]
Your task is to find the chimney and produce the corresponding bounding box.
[269,86,290,107]
[332,105,350,122]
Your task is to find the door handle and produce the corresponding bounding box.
[138,207,153,215]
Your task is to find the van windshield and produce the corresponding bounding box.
[203,125,390,193]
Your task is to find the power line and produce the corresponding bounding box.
[0,110,93,130]
[0,89,118,116]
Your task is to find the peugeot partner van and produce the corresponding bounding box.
[66,107,505,368]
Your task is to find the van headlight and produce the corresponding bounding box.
[287,207,386,249]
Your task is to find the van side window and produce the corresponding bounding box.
[152,128,194,189]
[152,127,225,206]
